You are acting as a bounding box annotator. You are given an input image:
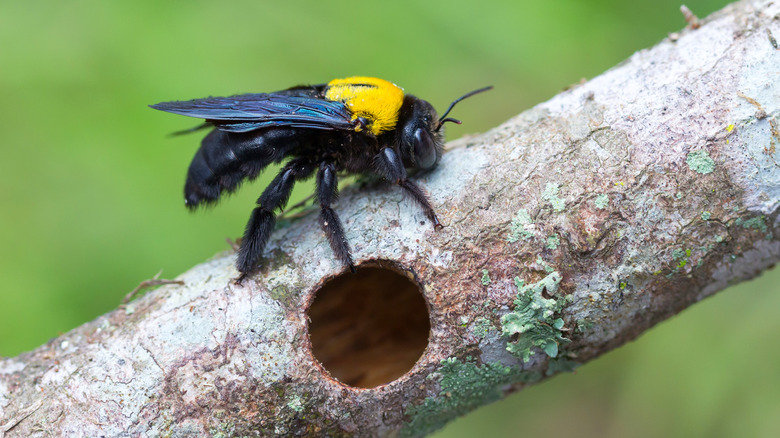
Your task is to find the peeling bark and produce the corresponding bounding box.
[2,1,780,436]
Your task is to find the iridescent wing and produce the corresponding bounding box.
[150,92,354,133]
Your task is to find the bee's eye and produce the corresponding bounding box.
[413,128,437,169]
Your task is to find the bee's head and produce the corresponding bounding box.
[398,86,493,171]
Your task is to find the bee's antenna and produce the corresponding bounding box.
[436,85,493,131]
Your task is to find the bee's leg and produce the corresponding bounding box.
[375,147,442,229]
[316,162,355,272]
[236,159,315,282]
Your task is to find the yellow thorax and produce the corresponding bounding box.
[325,77,404,136]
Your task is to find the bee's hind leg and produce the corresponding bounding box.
[316,162,355,273]
[236,158,315,282]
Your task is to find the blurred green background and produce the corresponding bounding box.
[1,1,778,437]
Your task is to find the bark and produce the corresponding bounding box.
[2,0,780,436]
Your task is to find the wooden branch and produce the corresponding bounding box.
[2,0,779,436]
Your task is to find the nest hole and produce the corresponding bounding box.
[307,264,431,388]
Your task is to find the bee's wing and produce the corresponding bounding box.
[150,93,354,133]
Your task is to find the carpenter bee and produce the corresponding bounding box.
[151,76,491,281]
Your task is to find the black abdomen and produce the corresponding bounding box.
[184,128,306,208]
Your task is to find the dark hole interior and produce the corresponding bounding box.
[307,265,431,388]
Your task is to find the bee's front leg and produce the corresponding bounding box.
[374,147,442,229]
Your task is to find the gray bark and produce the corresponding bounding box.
[2,0,780,436]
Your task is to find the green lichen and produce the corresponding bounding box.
[269,284,292,303]
[735,215,768,233]
[542,182,566,212]
[594,194,609,209]
[535,256,555,273]
[669,247,696,271]
[480,269,491,285]
[576,318,595,333]
[508,209,535,242]
[701,211,712,220]
[686,150,715,174]
[500,272,571,362]
[471,317,494,339]
[286,394,304,413]
[545,357,580,376]
[546,234,561,250]
[401,357,540,437]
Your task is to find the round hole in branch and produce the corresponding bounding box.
[307,263,431,388]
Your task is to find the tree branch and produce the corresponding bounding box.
[2,0,779,436]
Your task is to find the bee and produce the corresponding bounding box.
[151,76,491,281]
